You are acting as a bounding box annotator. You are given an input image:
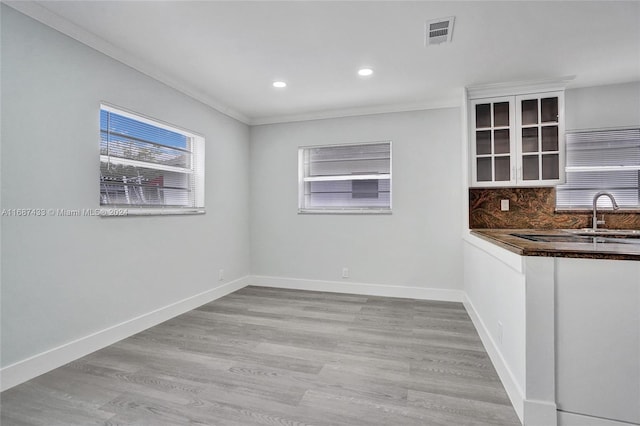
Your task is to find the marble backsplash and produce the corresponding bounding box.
[469,187,640,229]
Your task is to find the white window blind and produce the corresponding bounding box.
[298,142,392,213]
[100,105,204,211]
[556,128,640,209]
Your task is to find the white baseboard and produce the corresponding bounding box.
[524,399,559,426]
[0,276,251,392]
[248,275,465,302]
[558,410,639,426]
[463,294,525,424]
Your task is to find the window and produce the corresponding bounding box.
[556,128,640,209]
[298,141,392,213]
[100,105,204,214]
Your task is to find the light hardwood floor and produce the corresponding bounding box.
[1,286,520,425]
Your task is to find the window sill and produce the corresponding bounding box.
[99,208,205,217]
[298,209,392,215]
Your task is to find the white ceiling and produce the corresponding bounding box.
[7,1,640,124]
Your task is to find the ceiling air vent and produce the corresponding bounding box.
[425,16,455,46]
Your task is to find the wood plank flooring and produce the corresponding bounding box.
[1,286,520,425]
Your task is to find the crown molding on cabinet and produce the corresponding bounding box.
[466,76,576,100]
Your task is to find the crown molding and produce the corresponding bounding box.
[249,95,462,126]
[3,1,252,125]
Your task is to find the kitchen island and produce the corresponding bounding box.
[463,230,640,426]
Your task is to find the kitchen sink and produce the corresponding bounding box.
[511,232,640,245]
[563,228,640,238]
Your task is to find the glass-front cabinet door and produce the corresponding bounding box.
[469,91,564,187]
[517,93,564,185]
[470,97,517,186]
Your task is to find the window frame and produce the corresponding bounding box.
[99,103,205,216]
[555,127,640,211]
[298,141,393,215]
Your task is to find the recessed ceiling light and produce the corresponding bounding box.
[273,81,287,88]
[358,68,374,77]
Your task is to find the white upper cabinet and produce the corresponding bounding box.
[468,82,567,187]
[470,97,517,186]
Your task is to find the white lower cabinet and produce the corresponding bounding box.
[556,258,640,425]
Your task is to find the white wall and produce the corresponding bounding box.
[250,108,463,296]
[565,81,640,131]
[1,6,250,371]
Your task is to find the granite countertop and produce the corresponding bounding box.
[471,229,640,261]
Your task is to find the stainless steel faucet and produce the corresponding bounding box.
[592,191,619,230]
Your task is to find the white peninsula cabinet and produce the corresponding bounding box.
[555,259,640,426]
[463,233,640,426]
[467,82,567,187]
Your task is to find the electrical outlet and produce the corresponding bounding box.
[500,199,510,211]
[342,267,349,278]
[218,269,224,281]
[497,321,503,345]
